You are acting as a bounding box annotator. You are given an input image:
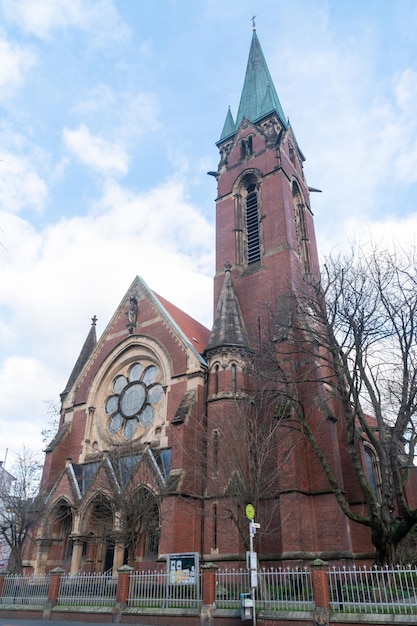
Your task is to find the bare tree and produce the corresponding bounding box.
[41,401,60,445]
[209,377,295,551]
[259,245,417,564]
[0,448,43,573]
[91,444,165,568]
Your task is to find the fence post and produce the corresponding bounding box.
[43,567,65,620]
[48,567,65,604]
[0,570,8,599]
[116,564,134,604]
[310,558,330,626]
[113,565,134,624]
[200,562,218,626]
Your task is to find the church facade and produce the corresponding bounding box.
[27,30,383,575]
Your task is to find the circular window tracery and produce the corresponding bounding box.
[105,362,164,440]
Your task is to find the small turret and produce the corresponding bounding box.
[60,316,97,402]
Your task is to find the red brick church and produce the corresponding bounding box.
[27,29,388,575]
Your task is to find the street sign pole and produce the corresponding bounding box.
[245,504,259,626]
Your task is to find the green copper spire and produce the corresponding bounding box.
[236,29,288,129]
[219,106,236,142]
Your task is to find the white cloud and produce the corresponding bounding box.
[76,86,161,142]
[0,177,213,354]
[0,0,129,43]
[317,211,417,261]
[0,355,61,460]
[63,125,129,175]
[0,149,48,214]
[0,36,36,100]
[394,67,417,114]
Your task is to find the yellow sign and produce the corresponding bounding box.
[245,504,255,520]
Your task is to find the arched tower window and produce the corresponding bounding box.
[246,184,261,264]
[364,444,381,501]
[292,181,311,273]
[214,363,219,394]
[213,430,219,478]
[236,173,262,267]
[231,363,237,394]
[240,136,253,159]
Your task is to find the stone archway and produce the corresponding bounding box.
[37,499,73,573]
[80,493,114,573]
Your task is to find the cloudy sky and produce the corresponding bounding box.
[1,0,417,468]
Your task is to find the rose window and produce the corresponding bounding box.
[105,362,164,439]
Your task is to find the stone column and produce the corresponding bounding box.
[200,562,218,626]
[35,538,51,575]
[70,538,84,574]
[113,542,125,572]
[310,558,330,626]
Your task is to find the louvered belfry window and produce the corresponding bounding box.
[246,183,261,264]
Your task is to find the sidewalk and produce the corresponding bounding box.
[0,620,160,626]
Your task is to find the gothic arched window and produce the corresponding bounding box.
[246,184,261,264]
[214,363,220,394]
[235,173,262,268]
[213,430,219,478]
[292,181,311,273]
[231,363,237,394]
[240,136,253,159]
[364,444,381,501]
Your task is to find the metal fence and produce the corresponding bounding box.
[215,567,314,612]
[216,568,249,609]
[57,572,118,606]
[0,574,49,605]
[2,564,417,616]
[329,565,417,615]
[127,569,202,609]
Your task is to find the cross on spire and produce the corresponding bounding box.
[251,14,256,30]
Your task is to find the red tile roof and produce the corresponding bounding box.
[154,293,211,353]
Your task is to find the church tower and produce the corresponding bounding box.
[204,28,357,564]
[211,27,320,336]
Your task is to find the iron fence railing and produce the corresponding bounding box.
[2,564,417,616]
[329,565,417,615]
[215,567,314,612]
[127,569,202,609]
[57,572,118,606]
[0,574,49,605]
[216,568,249,609]
[257,567,314,611]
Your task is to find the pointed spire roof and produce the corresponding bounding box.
[206,264,250,353]
[219,106,236,142]
[236,29,288,128]
[60,316,97,401]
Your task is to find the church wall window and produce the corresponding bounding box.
[364,444,381,501]
[246,184,261,264]
[288,142,296,166]
[292,181,311,273]
[213,430,219,478]
[240,136,253,159]
[231,363,237,394]
[214,363,220,394]
[104,361,164,441]
[213,503,218,549]
[235,173,262,268]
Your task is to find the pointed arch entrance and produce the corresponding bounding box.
[81,493,114,573]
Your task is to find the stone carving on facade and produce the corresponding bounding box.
[126,294,138,333]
